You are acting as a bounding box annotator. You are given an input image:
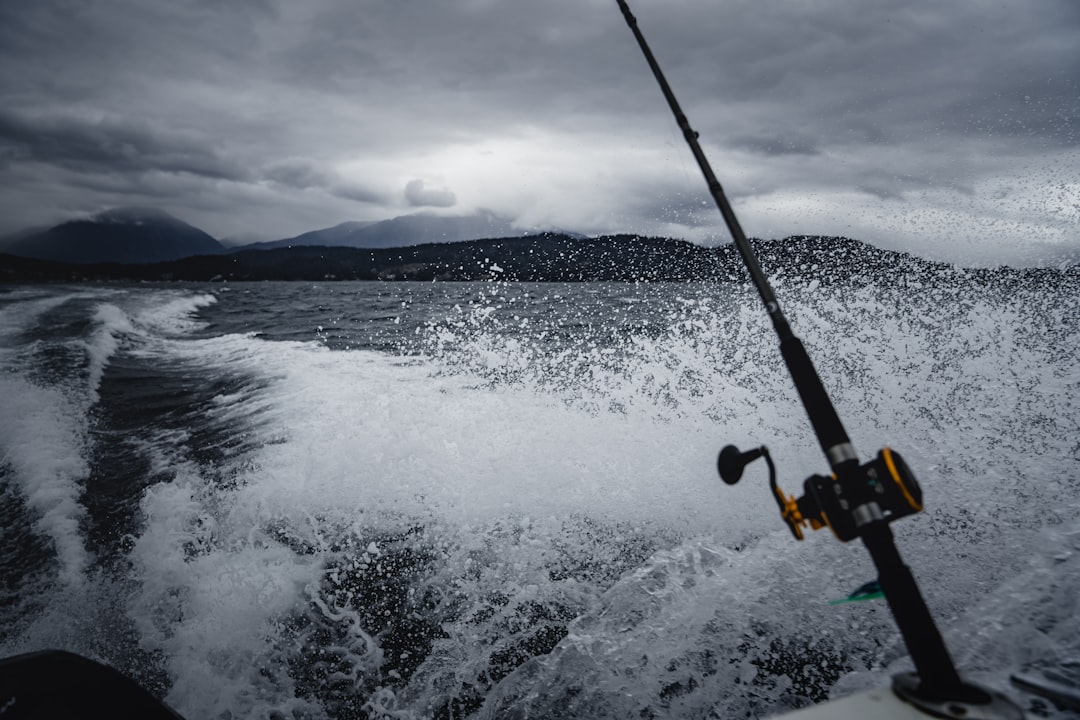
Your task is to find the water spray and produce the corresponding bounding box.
[613,2,1023,717]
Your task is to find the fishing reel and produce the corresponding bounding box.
[718,445,923,542]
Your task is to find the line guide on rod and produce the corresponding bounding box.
[612,2,1023,717]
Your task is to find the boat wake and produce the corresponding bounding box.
[0,276,1077,718]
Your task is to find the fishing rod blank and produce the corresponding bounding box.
[613,2,1023,717]
[613,0,852,472]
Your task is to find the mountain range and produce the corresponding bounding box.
[1,206,1074,286]
[0,207,543,264]
[3,228,1071,290]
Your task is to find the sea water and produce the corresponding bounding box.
[0,273,1077,719]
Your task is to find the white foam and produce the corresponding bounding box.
[132,292,217,336]
[83,303,137,403]
[5,280,1075,718]
[0,376,90,587]
[81,291,218,401]
[131,478,319,718]
[193,337,754,535]
[114,327,783,716]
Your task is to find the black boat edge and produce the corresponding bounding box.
[0,649,184,720]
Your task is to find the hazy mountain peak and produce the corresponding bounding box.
[245,209,525,251]
[2,206,224,264]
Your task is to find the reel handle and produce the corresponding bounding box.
[717,445,765,485]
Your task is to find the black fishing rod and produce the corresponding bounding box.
[614,2,1022,717]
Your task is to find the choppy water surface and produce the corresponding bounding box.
[1,273,1077,719]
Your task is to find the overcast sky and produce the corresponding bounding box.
[1,0,1076,265]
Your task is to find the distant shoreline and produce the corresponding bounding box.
[2,234,1073,286]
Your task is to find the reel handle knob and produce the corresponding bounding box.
[718,445,764,485]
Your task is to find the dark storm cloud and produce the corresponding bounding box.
[0,0,1076,263]
[330,184,387,205]
[262,160,334,190]
[0,110,245,181]
[625,0,1080,156]
[261,160,386,205]
[939,82,1080,149]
